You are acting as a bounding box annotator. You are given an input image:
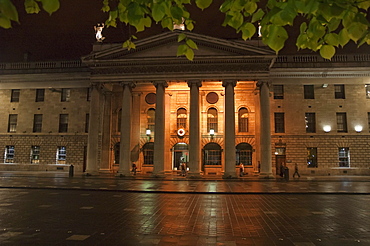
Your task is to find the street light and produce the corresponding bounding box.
[209,128,215,139]
[146,129,151,141]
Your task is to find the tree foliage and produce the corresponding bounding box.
[2,0,370,60]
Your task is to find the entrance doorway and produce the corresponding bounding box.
[275,147,286,175]
[172,143,188,170]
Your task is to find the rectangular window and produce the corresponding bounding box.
[11,89,20,102]
[334,84,345,99]
[366,85,370,99]
[336,112,347,132]
[59,114,68,133]
[57,146,66,164]
[8,114,17,133]
[85,113,89,133]
[239,117,248,132]
[143,148,154,165]
[273,85,284,99]
[35,89,45,102]
[304,85,315,99]
[5,146,15,163]
[33,114,43,133]
[61,88,71,102]
[274,112,285,133]
[305,113,316,133]
[31,146,40,164]
[307,147,318,168]
[338,147,350,167]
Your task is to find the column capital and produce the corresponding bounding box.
[152,81,168,88]
[187,80,202,88]
[222,80,237,87]
[120,81,136,88]
[256,80,270,88]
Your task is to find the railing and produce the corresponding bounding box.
[0,60,84,70]
[275,54,370,63]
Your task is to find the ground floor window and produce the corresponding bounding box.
[5,146,15,163]
[173,143,188,170]
[31,146,40,164]
[236,143,252,166]
[307,147,317,168]
[203,143,221,165]
[338,147,350,167]
[143,142,154,165]
[113,143,120,164]
[56,146,66,164]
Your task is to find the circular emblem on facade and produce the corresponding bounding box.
[206,92,219,104]
[145,93,156,104]
[177,128,186,137]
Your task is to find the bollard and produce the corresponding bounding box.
[69,165,74,177]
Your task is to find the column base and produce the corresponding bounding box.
[258,172,275,179]
[222,172,238,179]
[85,171,99,176]
[187,172,202,179]
[115,171,131,177]
[151,172,166,178]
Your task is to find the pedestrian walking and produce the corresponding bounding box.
[131,163,137,175]
[239,163,244,177]
[181,161,186,177]
[293,163,300,178]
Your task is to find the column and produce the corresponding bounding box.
[187,80,202,177]
[222,80,237,178]
[100,91,112,171]
[152,81,167,176]
[118,82,135,176]
[258,81,273,177]
[86,83,100,175]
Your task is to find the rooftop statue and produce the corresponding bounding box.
[94,23,105,42]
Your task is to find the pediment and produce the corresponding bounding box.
[82,31,275,62]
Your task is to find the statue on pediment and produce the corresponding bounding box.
[94,23,105,42]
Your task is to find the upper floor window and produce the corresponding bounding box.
[8,114,17,133]
[274,112,285,133]
[147,108,155,133]
[207,108,218,133]
[334,84,345,99]
[11,89,20,102]
[35,89,45,102]
[61,89,71,102]
[238,107,249,132]
[305,112,316,133]
[33,114,43,133]
[336,112,347,132]
[5,146,15,163]
[304,85,314,99]
[177,108,187,129]
[366,84,370,99]
[59,114,69,133]
[273,85,284,99]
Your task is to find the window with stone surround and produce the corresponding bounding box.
[33,114,43,133]
[305,113,316,133]
[35,89,45,102]
[10,89,20,102]
[5,146,15,163]
[236,143,252,166]
[334,84,345,99]
[59,114,68,133]
[203,142,221,165]
[61,88,71,102]
[56,146,66,164]
[8,114,17,133]
[273,85,284,99]
[238,108,249,132]
[147,108,155,134]
[338,147,350,167]
[207,108,218,133]
[142,142,154,165]
[304,85,314,99]
[274,112,285,133]
[31,146,40,164]
[177,108,187,130]
[336,112,347,132]
[307,147,317,168]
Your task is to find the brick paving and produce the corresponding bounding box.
[0,172,369,245]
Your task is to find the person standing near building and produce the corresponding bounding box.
[180,156,186,177]
[239,163,244,177]
[293,163,300,178]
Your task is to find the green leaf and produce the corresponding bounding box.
[241,22,256,40]
[186,21,194,30]
[326,18,341,32]
[40,0,60,15]
[299,22,307,33]
[264,24,288,53]
[358,0,370,10]
[170,6,183,21]
[0,0,18,21]
[185,48,194,60]
[195,0,212,10]
[177,44,188,56]
[251,8,264,23]
[186,38,198,49]
[228,11,243,29]
[178,33,187,42]
[152,3,166,22]
[324,33,339,47]
[161,17,173,30]
[220,0,232,13]
[338,28,350,47]
[24,0,41,14]
[244,1,257,14]
[320,45,335,60]
[0,14,11,28]
[347,23,367,42]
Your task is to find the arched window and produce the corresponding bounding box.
[207,108,218,133]
[177,108,187,129]
[203,142,221,166]
[238,107,249,132]
[147,108,155,133]
[236,143,252,166]
[118,109,122,132]
[142,142,154,165]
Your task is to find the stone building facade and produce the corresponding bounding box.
[0,31,369,176]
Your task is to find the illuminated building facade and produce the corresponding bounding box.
[0,31,369,176]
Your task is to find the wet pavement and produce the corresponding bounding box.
[0,171,369,245]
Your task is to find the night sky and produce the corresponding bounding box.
[0,0,368,63]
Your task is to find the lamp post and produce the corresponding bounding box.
[146,129,151,142]
[209,128,215,140]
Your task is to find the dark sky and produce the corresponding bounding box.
[0,0,368,62]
